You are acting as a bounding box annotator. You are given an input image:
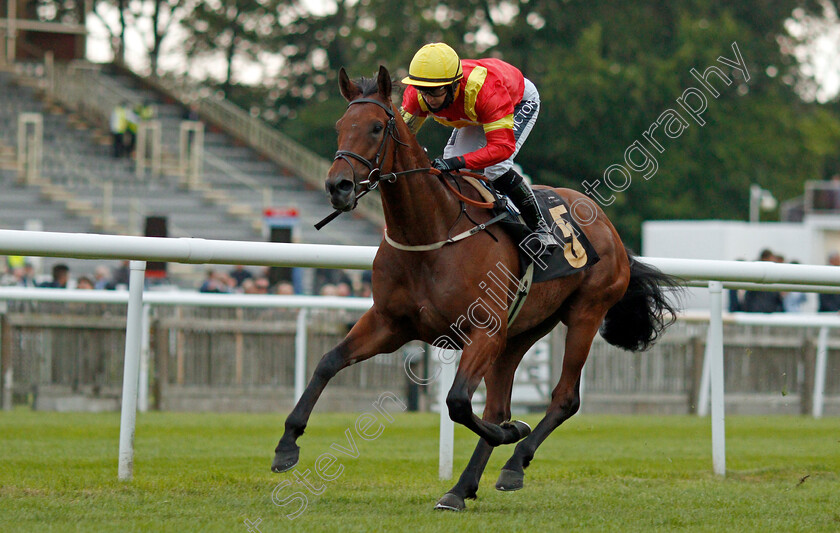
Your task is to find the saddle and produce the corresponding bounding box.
[462,175,600,283]
[452,175,599,326]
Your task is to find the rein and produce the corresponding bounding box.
[316,96,499,239]
[433,169,495,209]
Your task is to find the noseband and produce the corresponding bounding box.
[333,97,405,189]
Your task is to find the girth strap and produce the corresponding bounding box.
[384,212,508,251]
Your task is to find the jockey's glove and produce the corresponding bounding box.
[431,156,466,172]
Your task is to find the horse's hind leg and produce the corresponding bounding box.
[272,308,408,473]
[435,337,531,511]
[496,314,602,491]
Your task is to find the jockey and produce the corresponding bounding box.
[400,42,559,249]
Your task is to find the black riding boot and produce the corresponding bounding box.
[493,169,559,250]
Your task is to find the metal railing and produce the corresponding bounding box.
[49,61,135,129]
[5,224,840,480]
[0,290,400,415]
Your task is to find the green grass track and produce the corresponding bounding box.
[1,409,838,532]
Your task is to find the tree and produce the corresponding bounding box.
[180,0,282,93]
[467,1,840,247]
[146,0,188,76]
[89,0,130,65]
[113,0,840,249]
[781,0,840,103]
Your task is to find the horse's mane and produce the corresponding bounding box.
[355,76,394,98]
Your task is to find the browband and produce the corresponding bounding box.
[347,97,394,117]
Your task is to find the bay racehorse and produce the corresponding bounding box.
[272,66,680,511]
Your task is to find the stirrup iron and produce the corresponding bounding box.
[533,219,560,249]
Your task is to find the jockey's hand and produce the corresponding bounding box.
[431,156,466,173]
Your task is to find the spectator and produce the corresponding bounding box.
[819,252,840,312]
[229,265,254,288]
[76,276,95,290]
[783,260,808,313]
[241,279,257,294]
[93,265,112,290]
[274,281,294,295]
[0,265,15,286]
[112,260,130,288]
[334,281,353,297]
[135,100,155,122]
[39,264,69,288]
[727,260,744,312]
[132,100,156,163]
[741,249,783,313]
[110,101,130,158]
[242,277,270,294]
[314,268,353,295]
[199,269,231,293]
[125,104,140,157]
[15,262,37,287]
[6,255,25,273]
[254,277,270,294]
[319,284,338,296]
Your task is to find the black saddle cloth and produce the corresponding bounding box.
[493,188,600,283]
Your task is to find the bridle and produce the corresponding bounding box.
[333,97,408,190]
[318,95,496,232]
[333,97,495,204]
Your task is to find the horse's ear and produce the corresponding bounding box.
[338,67,361,102]
[377,65,392,102]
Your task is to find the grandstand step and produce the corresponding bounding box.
[201,189,228,203]
[39,184,72,202]
[0,60,385,280]
[90,214,127,234]
[226,203,257,218]
[65,198,96,216]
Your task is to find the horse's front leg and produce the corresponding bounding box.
[272,308,408,473]
[435,329,543,511]
[445,333,531,449]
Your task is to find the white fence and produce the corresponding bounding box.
[0,287,373,412]
[2,228,840,481]
[682,310,838,420]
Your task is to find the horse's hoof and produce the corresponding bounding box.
[495,469,525,491]
[501,420,532,444]
[271,445,300,473]
[434,492,466,511]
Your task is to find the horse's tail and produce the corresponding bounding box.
[599,249,683,351]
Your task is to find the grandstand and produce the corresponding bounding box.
[0,62,384,286]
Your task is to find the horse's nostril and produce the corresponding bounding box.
[337,179,354,193]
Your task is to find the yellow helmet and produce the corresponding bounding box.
[402,43,463,87]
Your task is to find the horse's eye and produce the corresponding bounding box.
[372,122,384,134]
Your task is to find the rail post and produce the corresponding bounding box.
[294,309,308,403]
[138,304,151,413]
[1,312,12,411]
[118,260,147,481]
[708,281,726,476]
[437,348,458,481]
[813,326,828,418]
